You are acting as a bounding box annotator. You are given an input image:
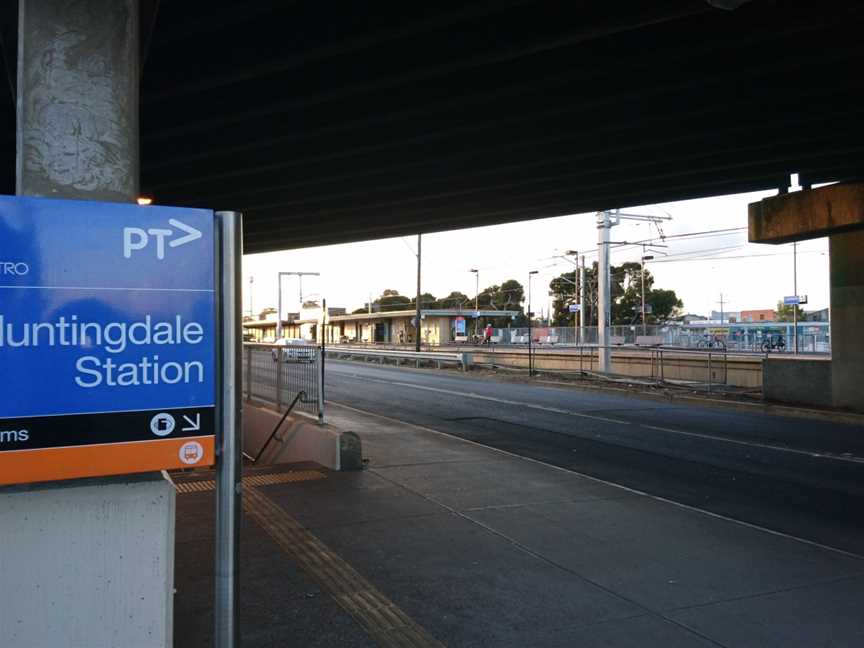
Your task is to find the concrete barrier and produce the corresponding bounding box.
[471,348,764,388]
[763,356,833,409]
[0,474,175,648]
[244,402,362,470]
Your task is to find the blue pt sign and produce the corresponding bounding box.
[0,196,217,485]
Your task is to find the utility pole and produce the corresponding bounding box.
[528,270,538,376]
[470,268,480,338]
[277,271,320,340]
[574,255,579,344]
[579,255,586,345]
[640,248,647,336]
[717,293,725,325]
[793,241,798,354]
[415,233,422,352]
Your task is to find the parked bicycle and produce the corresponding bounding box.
[696,335,726,350]
[760,334,786,353]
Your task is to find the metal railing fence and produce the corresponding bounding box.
[486,324,830,354]
[243,343,323,420]
[468,344,753,392]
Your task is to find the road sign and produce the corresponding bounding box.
[568,304,581,313]
[783,295,801,305]
[0,196,217,485]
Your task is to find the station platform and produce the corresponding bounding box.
[172,404,864,647]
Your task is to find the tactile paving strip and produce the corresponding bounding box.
[243,486,445,648]
[173,469,326,493]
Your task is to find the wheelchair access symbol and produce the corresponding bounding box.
[150,413,176,437]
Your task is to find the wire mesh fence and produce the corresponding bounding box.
[243,343,322,418]
[489,323,829,354]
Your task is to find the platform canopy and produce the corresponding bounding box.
[1,1,863,252]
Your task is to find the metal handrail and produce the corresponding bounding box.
[243,390,307,464]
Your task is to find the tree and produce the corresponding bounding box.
[375,289,411,311]
[548,262,682,325]
[410,292,439,309]
[440,291,470,309]
[475,280,525,311]
[647,289,683,322]
[775,302,802,322]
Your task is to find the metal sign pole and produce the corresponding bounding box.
[215,211,243,648]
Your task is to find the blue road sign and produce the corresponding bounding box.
[783,295,801,305]
[0,196,217,484]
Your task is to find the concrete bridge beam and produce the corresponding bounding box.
[750,182,864,411]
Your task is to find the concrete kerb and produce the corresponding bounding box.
[244,399,363,471]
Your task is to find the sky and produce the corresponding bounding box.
[242,186,830,320]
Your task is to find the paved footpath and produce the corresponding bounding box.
[174,403,864,647]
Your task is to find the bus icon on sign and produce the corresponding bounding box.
[179,441,204,465]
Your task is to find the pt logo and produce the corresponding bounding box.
[123,219,202,260]
[150,412,176,437]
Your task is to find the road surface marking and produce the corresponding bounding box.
[328,400,864,562]
[244,486,445,648]
[342,374,632,425]
[640,424,864,464]
[332,369,864,464]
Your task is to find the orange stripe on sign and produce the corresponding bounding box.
[0,436,215,486]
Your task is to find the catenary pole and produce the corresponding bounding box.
[597,211,612,372]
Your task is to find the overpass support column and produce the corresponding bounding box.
[2,3,176,648]
[750,182,864,411]
[828,230,864,409]
[16,0,139,199]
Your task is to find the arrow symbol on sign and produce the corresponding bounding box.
[168,219,202,248]
[181,413,201,432]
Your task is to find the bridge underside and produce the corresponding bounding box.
[1,1,863,411]
[1,1,864,252]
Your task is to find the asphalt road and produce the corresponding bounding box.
[325,359,864,555]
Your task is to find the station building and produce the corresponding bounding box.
[243,307,520,345]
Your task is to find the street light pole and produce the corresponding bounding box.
[528,270,538,376]
[415,234,422,352]
[248,276,254,318]
[277,271,320,340]
[793,241,798,354]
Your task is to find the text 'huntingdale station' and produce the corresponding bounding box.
[0,314,207,388]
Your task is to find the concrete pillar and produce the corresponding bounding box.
[829,230,864,411]
[2,2,176,647]
[16,0,139,200]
